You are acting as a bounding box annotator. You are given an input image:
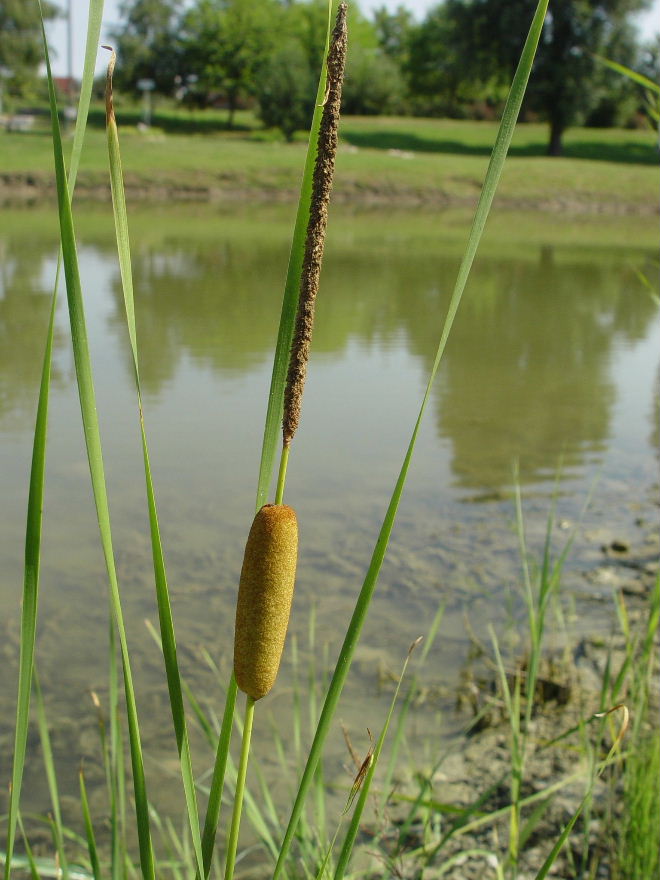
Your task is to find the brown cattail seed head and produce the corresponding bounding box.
[234,504,298,700]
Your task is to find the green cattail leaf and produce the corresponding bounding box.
[272,1,551,874]
[36,12,155,880]
[4,3,104,877]
[103,49,204,879]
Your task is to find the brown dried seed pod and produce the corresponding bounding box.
[233,504,298,700]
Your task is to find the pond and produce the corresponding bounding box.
[0,202,657,863]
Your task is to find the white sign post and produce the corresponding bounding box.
[137,78,156,127]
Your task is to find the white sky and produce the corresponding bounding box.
[47,0,660,77]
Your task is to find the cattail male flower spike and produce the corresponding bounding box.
[234,504,299,700]
[283,2,348,447]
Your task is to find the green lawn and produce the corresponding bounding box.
[1,110,657,212]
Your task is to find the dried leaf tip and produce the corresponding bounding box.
[282,2,348,448]
[102,45,116,125]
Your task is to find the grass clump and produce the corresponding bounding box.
[604,576,660,880]
[618,729,660,879]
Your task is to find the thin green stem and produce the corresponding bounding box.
[275,445,290,505]
[202,675,238,876]
[224,695,255,880]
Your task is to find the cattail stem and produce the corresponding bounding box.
[223,694,255,880]
[275,444,290,505]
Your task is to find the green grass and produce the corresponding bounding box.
[1,113,657,211]
[605,578,660,880]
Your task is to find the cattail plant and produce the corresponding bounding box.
[225,7,347,880]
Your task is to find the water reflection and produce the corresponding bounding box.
[92,215,658,492]
[0,233,65,427]
[107,241,286,392]
[1,209,657,497]
[431,249,657,490]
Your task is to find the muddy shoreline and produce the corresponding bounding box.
[2,171,659,215]
[370,511,660,880]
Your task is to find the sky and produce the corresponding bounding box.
[47,0,660,78]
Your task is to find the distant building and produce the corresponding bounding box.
[53,76,79,99]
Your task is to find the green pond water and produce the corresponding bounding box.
[0,203,658,858]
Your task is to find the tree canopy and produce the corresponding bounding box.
[180,0,280,126]
[109,0,184,96]
[410,0,652,153]
[75,0,657,146]
[0,0,59,103]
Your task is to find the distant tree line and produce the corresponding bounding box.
[2,0,658,154]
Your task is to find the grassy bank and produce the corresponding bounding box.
[1,112,658,212]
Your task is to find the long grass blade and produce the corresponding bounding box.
[38,15,155,878]
[272,2,550,874]
[594,55,660,94]
[255,0,335,508]
[201,676,238,875]
[533,792,589,880]
[380,604,444,813]
[68,0,105,190]
[102,48,204,879]
[17,813,41,880]
[107,622,125,880]
[33,670,69,879]
[143,617,238,874]
[79,771,102,880]
[3,3,104,876]
[3,289,56,880]
[333,638,420,878]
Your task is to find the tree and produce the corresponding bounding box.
[285,0,331,71]
[180,0,279,127]
[433,0,651,155]
[255,39,316,140]
[342,46,406,115]
[0,0,58,102]
[406,1,496,116]
[372,4,414,66]
[528,0,647,153]
[109,0,184,96]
